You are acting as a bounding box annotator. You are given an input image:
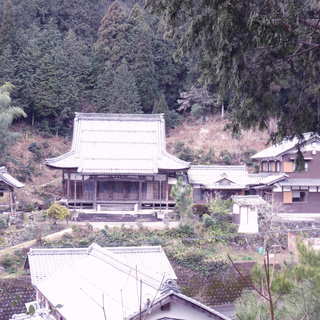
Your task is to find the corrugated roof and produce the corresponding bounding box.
[188,165,249,189]
[0,167,24,188]
[45,113,189,173]
[251,133,318,159]
[30,244,177,320]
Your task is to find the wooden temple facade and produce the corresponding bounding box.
[46,113,189,210]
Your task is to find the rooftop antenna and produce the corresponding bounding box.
[139,279,142,320]
[102,293,107,320]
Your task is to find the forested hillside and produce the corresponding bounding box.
[0,0,194,137]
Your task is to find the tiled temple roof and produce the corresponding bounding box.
[45,113,189,174]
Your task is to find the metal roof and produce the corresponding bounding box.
[278,178,320,187]
[232,195,268,206]
[45,113,189,174]
[188,165,249,189]
[29,244,177,320]
[0,167,24,188]
[251,133,319,159]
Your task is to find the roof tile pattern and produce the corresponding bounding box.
[45,113,189,174]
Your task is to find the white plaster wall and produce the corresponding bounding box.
[144,299,220,320]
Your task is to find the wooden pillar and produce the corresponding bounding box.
[74,177,77,209]
[81,175,84,210]
[166,179,169,211]
[93,176,97,210]
[138,181,142,210]
[9,190,14,216]
[67,172,70,203]
[159,180,162,213]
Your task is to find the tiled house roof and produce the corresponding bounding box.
[27,245,176,286]
[28,244,177,320]
[0,279,35,320]
[0,167,24,189]
[45,113,189,174]
[251,133,319,159]
[188,165,249,189]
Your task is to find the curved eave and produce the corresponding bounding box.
[45,151,79,170]
[158,151,190,171]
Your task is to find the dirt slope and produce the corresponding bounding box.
[167,116,270,156]
[6,118,270,207]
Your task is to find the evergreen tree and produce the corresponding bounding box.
[153,94,169,114]
[95,1,131,66]
[102,61,142,114]
[128,4,158,113]
[0,0,15,50]
[147,0,320,140]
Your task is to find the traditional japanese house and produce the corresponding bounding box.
[45,113,189,211]
[188,165,250,203]
[251,133,320,214]
[0,166,24,214]
[19,244,230,320]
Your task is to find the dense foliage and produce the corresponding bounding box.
[0,0,187,135]
[236,242,320,320]
[146,0,320,141]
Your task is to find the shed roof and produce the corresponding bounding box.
[29,244,177,320]
[0,167,24,188]
[251,133,319,159]
[188,165,249,189]
[45,113,189,174]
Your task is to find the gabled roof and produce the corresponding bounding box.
[0,167,24,188]
[251,133,319,159]
[30,244,177,320]
[248,173,288,186]
[28,245,176,286]
[45,113,189,174]
[188,165,249,189]
[130,290,231,320]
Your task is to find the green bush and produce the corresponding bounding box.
[0,215,8,230]
[203,214,215,228]
[173,142,195,162]
[28,142,43,161]
[192,204,210,217]
[47,203,70,223]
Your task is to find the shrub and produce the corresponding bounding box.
[173,142,195,162]
[209,199,233,216]
[0,215,8,230]
[46,203,70,223]
[192,204,210,218]
[28,142,43,161]
[203,214,215,228]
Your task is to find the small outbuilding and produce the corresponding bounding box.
[0,166,24,214]
[232,195,268,233]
